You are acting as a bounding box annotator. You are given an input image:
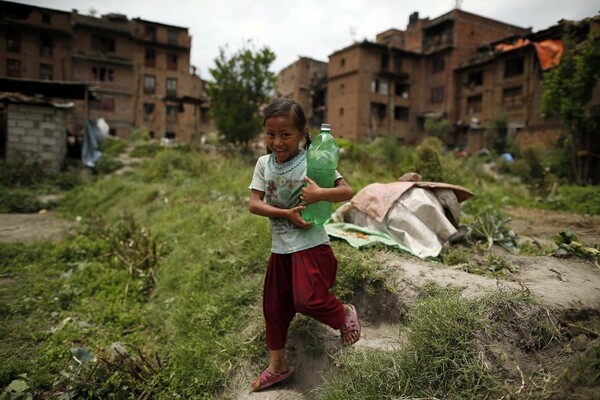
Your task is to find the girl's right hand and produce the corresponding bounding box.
[287,206,312,229]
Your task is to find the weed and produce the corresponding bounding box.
[486,254,518,274]
[79,213,165,297]
[467,208,518,252]
[519,240,551,256]
[333,245,390,300]
[441,245,471,265]
[553,230,600,261]
[55,343,167,399]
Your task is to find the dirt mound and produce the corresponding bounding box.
[227,206,600,399]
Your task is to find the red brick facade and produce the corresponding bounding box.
[0,1,210,141]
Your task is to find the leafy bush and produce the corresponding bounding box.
[424,116,451,141]
[128,127,152,142]
[130,143,164,158]
[99,139,128,158]
[0,188,42,213]
[0,157,48,187]
[414,138,445,182]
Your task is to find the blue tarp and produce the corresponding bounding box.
[82,120,103,168]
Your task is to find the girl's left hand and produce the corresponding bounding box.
[300,177,323,205]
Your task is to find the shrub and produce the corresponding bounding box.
[0,188,42,213]
[0,157,48,187]
[414,138,444,182]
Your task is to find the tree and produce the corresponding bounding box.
[207,42,276,147]
[541,25,600,184]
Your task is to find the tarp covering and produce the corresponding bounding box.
[82,119,110,168]
[328,181,474,258]
[494,38,564,71]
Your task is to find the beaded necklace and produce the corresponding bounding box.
[267,149,306,176]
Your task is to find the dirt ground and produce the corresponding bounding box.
[1,206,599,399]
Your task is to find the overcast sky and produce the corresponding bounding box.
[13,0,599,80]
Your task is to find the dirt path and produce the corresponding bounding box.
[0,212,77,243]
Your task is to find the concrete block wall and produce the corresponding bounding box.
[6,103,67,173]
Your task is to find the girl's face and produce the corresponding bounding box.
[264,114,304,164]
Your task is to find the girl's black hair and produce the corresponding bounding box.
[263,98,311,150]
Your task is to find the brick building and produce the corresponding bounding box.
[326,41,421,140]
[324,9,532,143]
[276,57,328,128]
[0,0,211,142]
[454,17,600,154]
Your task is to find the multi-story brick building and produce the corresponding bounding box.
[0,0,210,141]
[132,18,210,143]
[327,41,421,141]
[276,57,328,128]
[70,11,136,137]
[324,9,532,143]
[454,17,600,154]
[0,2,72,81]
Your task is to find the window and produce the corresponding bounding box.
[504,57,524,78]
[341,58,346,67]
[90,97,115,111]
[167,30,178,45]
[39,63,53,80]
[143,103,155,120]
[166,78,177,96]
[371,78,388,95]
[339,107,344,116]
[145,25,156,41]
[91,35,115,53]
[167,54,178,71]
[92,67,114,81]
[381,52,389,70]
[370,103,387,129]
[431,86,444,103]
[145,49,156,67]
[6,30,20,53]
[432,57,445,73]
[39,35,53,57]
[7,59,20,77]
[502,86,523,108]
[144,75,156,94]
[393,53,402,73]
[395,82,409,98]
[467,95,482,114]
[339,84,345,95]
[467,70,483,86]
[394,106,409,121]
[167,105,178,122]
[42,13,51,24]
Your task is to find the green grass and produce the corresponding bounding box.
[315,286,503,399]
[1,141,597,398]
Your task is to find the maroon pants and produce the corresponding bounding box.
[263,244,346,350]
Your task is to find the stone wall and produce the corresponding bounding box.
[6,103,67,173]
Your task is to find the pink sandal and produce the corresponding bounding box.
[341,304,361,346]
[251,366,295,392]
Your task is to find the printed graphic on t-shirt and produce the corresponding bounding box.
[266,177,304,234]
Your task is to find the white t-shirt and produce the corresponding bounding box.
[249,149,341,254]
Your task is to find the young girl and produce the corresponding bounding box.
[248,99,361,392]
